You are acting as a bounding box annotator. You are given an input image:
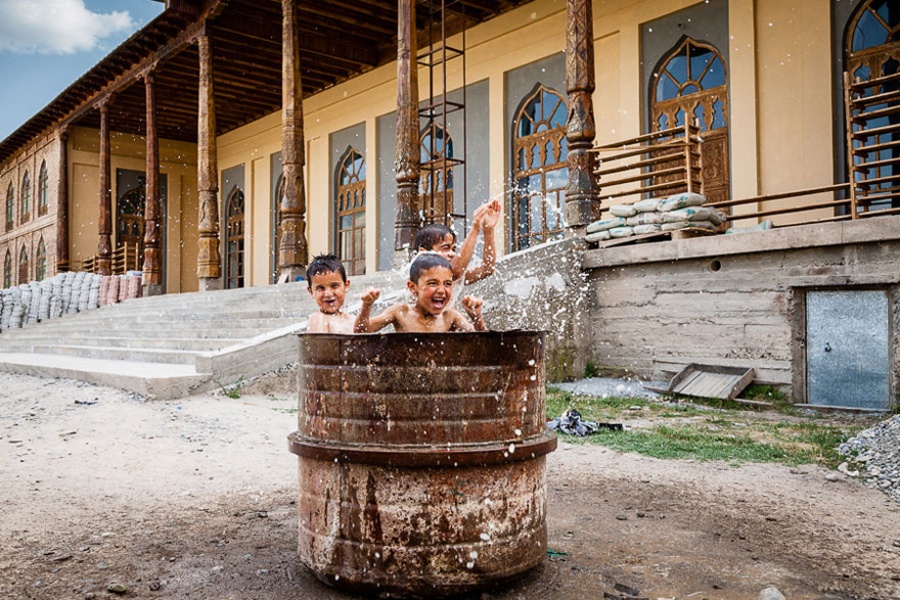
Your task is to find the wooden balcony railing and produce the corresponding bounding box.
[590,120,702,210]
[75,243,141,275]
[587,68,900,231]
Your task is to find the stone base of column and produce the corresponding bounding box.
[142,283,164,297]
[392,247,413,271]
[277,265,306,284]
[198,277,221,292]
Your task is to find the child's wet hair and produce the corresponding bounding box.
[409,253,452,283]
[414,224,456,251]
[306,254,347,285]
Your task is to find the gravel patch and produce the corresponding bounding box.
[838,413,900,503]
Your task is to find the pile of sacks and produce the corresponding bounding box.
[0,271,142,331]
[585,192,726,243]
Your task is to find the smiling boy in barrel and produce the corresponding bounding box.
[305,254,355,333]
[354,253,487,333]
[414,199,501,288]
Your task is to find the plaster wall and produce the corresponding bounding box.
[582,216,900,404]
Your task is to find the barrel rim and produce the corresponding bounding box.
[298,329,548,340]
[288,430,557,468]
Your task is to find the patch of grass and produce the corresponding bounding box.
[545,387,874,467]
[584,362,599,379]
[597,426,795,463]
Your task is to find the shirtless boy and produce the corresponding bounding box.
[354,253,486,333]
[413,199,501,286]
[305,254,355,333]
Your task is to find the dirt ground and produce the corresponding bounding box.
[1,372,899,600]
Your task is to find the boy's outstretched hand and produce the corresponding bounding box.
[360,287,381,306]
[481,199,501,230]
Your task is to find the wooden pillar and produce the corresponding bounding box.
[394,0,420,266]
[564,0,600,232]
[196,31,221,290]
[278,0,308,282]
[97,101,112,276]
[143,71,163,295]
[56,128,69,272]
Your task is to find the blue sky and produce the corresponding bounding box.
[0,0,164,141]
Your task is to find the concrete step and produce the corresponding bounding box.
[9,316,303,333]
[0,272,412,399]
[0,336,237,351]
[23,344,202,364]
[0,352,209,400]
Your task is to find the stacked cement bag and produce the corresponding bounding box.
[585,192,726,243]
[0,271,141,332]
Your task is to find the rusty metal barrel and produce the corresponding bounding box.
[288,330,557,598]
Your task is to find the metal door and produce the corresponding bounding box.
[806,290,889,409]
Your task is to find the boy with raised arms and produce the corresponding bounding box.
[354,253,486,333]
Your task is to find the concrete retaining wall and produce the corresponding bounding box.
[468,238,590,382]
[582,216,900,403]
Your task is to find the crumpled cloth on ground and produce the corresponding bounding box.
[546,408,600,437]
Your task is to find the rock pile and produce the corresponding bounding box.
[837,413,900,503]
[0,271,142,331]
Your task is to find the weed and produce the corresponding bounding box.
[584,362,599,379]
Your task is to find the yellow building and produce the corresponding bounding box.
[1,0,893,290]
[0,0,898,408]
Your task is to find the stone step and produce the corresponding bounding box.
[23,343,202,365]
[7,316,304,336]
[0,336,237,351]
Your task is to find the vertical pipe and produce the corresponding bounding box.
[279,0,309,282]
[394,0,420,265]
[143,70,163,294]
[196,31,221,290]
[56,127,69,273]
[564,0,600,232]
[97,101,112,276]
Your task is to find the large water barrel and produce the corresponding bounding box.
[288,331,557,598]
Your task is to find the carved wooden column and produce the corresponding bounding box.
[196,31,221,291]
[278,0,308,281]
[97,101,112,276]
[394,0,420,266]
[564,0,600,232]
[143,70,163,296]
[56,127,69,272]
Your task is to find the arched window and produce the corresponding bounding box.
[35,238,47,281]
[272,174,284,283]
[420,123,455,226]
[511,84,568,251]
[117,180,145,256]
[18,246,29,285]
[846,0,900,212]
[3,250,11,288]
[38,161,49,216]
[224,187,245,289]
[652,37,730,204]
[335,148,366,276]
[5,183,13,231]
[20,171,30,222]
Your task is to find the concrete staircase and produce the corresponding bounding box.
[0,270,408,399]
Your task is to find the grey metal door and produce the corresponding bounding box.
[806,290,889,409]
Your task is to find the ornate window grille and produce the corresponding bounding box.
[35,238,47,281]
[38,161,48,216]
[225,187,245,289]
[511,84,568,251]
[335,148,366,276]
[20,172,30,223]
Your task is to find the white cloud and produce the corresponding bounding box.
[0,0,134,55]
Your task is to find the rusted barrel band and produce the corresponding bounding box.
[288,430,557,468]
